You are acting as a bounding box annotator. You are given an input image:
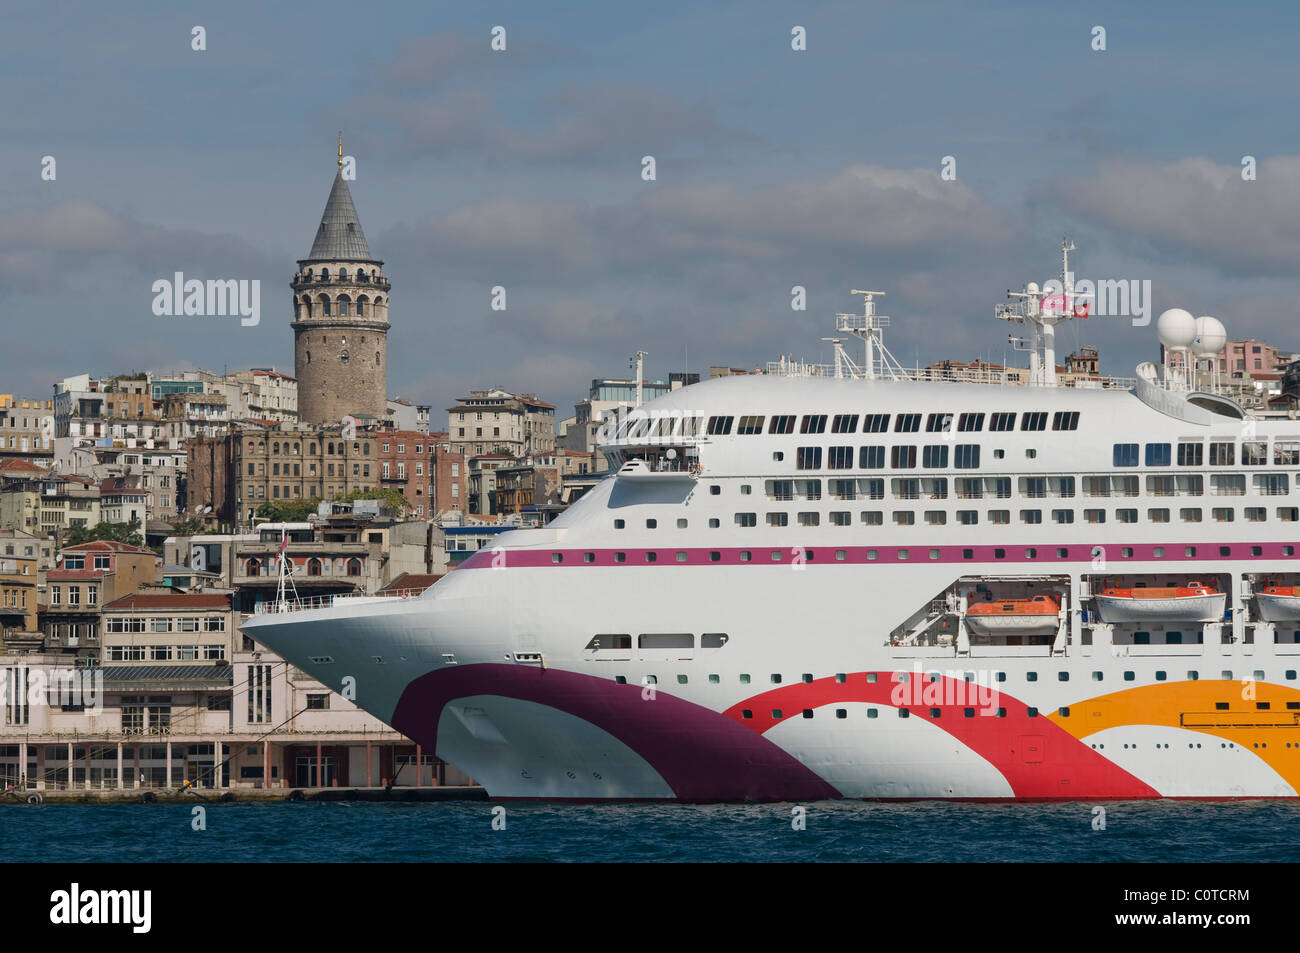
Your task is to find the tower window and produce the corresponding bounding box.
[340,351,349,365]
[306,351,311,364]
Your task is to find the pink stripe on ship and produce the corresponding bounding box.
[456,542,1298,570]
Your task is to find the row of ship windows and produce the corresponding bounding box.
[694,411,1078,437]
[780,443,1300,473]
[564,541,1298,563]
[1116,441,1300,468]
[612,669,1300,685]
[613,506,1300,531]
[754,475,1292,499]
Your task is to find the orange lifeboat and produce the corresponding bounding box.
[1094,580,1225,622]
[966,594,1060,636]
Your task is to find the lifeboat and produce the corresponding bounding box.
[1255,585,1300,622]
[1093,581,1225,623]
[965,594,1060,636]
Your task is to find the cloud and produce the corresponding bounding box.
[1035,156,1300,278]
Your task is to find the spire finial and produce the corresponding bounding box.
[337,131,343,169]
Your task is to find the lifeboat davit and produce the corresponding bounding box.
[965,594,1060,636]
[1093,581,1225,623]
[1255,585,1300,622]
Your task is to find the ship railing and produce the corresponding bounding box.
[763,359,1138,389]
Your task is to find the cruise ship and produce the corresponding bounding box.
[243,242,1300,801]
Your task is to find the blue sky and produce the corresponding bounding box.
[3,0,1300,415]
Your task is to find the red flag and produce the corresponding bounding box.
[276,535,288,557]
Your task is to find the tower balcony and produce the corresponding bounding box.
[291,273,390,292]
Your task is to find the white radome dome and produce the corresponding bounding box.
[1026,282,1040,295]
[1157,308,1198,350]
[1193,316,1227,357]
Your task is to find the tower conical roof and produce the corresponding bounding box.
[303,171,374,262]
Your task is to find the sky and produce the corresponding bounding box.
[3,0,1300,418]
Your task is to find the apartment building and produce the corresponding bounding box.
[446,389,556,458]
[43,541,159,654]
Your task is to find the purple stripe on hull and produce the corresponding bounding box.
[456,541,1295,570]
[391,664,841,802]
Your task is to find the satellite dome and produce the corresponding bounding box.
[1026,282,1040,295]
[1193,316,1227,357]
[1156,308,1197,350]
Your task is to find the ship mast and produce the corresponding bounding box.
[834,290,906,381]
[997,237,1091,387]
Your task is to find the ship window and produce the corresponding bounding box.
[1117,509,1138,523]
[828,446,853,469]
[1025,547,1037,558]
[993,449,1005,459]
[925,512,945,526]
[551,553,563,563]
[709,551,721,562]
[741,484,752,494]
[740,709,752,718]
[800,414,828,434]
[768,550,783,561]
[1181,508,1202,523]
[962,548,974,559]
[645,552,657,562]
[768,415,796,434]
[709,485,720,495]
[735,513,756,527]
[771,710,783,719]
[862,512,883,526]
[1123,671,1135,681]
[706,415,734,435]
[890,446,917,468]
[1027,707,1038,717]
[1085,509,1105,523]
[894,513,914,526]
[1281,508,1300,522]
[1209,441,1234,465]
[894,413,921,433]
[925,413,953,433]
[1052,510,1073,524]
[1058,707,1070,717]
[1020,412,1047,431]
[767,513,788,527]
[1026,672,1037,681]
[1057,547,1068,558]
[1251,545,1263,556]
[831,512,851,526]
[740,551,751,561]
[832,414,859,434]
[954,444,980,468]
[990,412,1016,431]
[676,551,688,562]
[898,709,910,718]
[646,519,657,528]
[638,633,691,649]
[867,549,878,559]
[770,673,783,684]
[1154,671,1168,681]
[736,415,765,435]
[1025,449,1037,459]
[1113,443,1139,467]
[677,518,689,528]
[958,413,984,432]
[1255,473,1289,495]
[798,512,820,527]
[1058,672,1069,681]
[796,447,822,469]
[859,446,885,468]
[1020,510,1042,524]
[897,549,910,560]
[990,512,1009,525]
[614,519,625,529]
[1287,546,1296,555]
[929,548,941,559]
[922,445,948,468]
[584,553,595,563]
[863,413,890,433]
[1144,443,1172,466]
[615,552,626,562]
[1211,508,1234,523]
[930,708,942,718]
[1177,442,1204,466]
[1051,411,1080,431]
[1246,507,1266,522]
[958,511,978,525]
